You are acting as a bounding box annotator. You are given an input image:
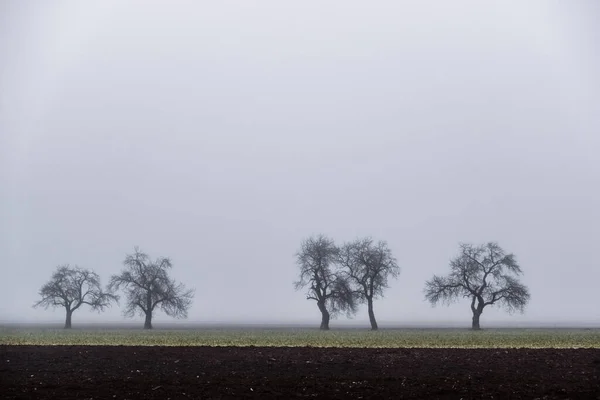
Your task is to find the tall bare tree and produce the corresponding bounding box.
[294,234,357,330]
[424,242,530,330]
[34,265,117,328]
[108,247,194,329]
[339,238,400,330]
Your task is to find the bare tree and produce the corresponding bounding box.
[33,265,117,329]
[108,247,194,329]
[424,242,530,330]
[339,238,400,330]
[294,234,357,330]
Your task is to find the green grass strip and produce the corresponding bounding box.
[2,327,600,348]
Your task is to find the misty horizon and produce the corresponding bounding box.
[1,1,599,328]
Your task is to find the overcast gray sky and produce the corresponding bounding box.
[1,1,599,327]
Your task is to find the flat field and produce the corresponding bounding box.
[2,324,600,348]
[2,325,600,399]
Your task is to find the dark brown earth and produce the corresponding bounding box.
[1,345,600,399]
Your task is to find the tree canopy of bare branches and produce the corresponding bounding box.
[294,235,357,330]
[108,247,194,329]
[339,238,400,330]
[33,265,117,328]
[424,242,530,329]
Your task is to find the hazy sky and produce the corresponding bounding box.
[1,1,599,327]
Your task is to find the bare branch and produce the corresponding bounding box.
[294,235,358,327]
[108,247,194,328]
[34,265,117,328]
[424,275,465,306]
[423,242,530,328]
[339,237,400,301]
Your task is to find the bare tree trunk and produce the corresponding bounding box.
[317,301,330,330]
[144,311,153,329]
[144,292,153,329]
[64,309,72,329]
[367,297,378,331]
[470,296,483,330]
[472,311,481,330]
[320,311,330,330]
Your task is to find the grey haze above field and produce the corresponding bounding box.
[1,1,599,327]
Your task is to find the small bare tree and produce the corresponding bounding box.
[34,265,117,329]
[424,242,530,330]
[339,238,400,330]
[108,247,194,329]
[294,234,357,330]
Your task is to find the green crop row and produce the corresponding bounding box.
[1,327,600,348]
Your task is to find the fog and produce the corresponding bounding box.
[1,1,598,327]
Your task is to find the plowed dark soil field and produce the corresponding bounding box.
[1,345,600,399]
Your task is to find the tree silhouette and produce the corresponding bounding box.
[109,247,194,329]
[294,235,357,330]
[34,265,117,328]
[424,242,530,329]
[339,238,400,330]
